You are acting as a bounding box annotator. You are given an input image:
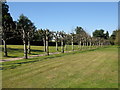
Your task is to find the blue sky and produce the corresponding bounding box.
[7,2,118,36]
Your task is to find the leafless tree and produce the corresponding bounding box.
[46,29,49,55]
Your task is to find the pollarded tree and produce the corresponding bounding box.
[27,22,36,54]
[75,34,82,50]
[81,33,88,49]
[97,37,101,47]
[74,26,89,50]
[71,33,74,51]
[81,37,84,50]
[17,14,33,59]
[45,29,50,55]
[91,37,96,48]
[95,37,99,48]
[88,36,93,49]
[85,35,91,49]
[2,2,16,57]
[37,29,46,52]
[53,31,59,51]
[64,33,71,50]
[37,29,53,53]
[84,36,87,49]
[59,31,66,53]
[88,37,92,49]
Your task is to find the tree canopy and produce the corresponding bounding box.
[2,2,16,40]
[93,29,109,40]
[75,26,87,36]
[110,30,120,45]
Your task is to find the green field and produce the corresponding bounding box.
[1,45,85,59]
[2,46,118,88]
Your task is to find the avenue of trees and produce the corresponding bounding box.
[1,2,120,59]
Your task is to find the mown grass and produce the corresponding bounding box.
[1,47,98,70]
[1,45,84,59]
[2,46,118,88]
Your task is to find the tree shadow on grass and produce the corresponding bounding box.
[31,49,44,52]
[7,48,23,53]
[29,50,44,55]
[7,48,44,52]
[1,54,65,70]
[5,56,20,58]
[8,48,44,52]
[2,47,103,70]
[5,48,44,56]
[1,49,45,60]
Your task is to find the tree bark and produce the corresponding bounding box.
[83,42,85,49]
[23,40,27,59]
[3,39,7,57]
[87,42,89,49]
[23,30,27,59]
[43,37,46,52]
[89,42,92,49]
[78,42,80,49]
[28,32,31,54]
[99,41,101,47]
[56,38,58,51]
[28,40,31,54]
[2,31,8,57]
[72,35,74,51]
[79,41,81,50]
[65,44,67,50]
[84,41,86,50]
[46,30,49,55]
[61,37,64,53]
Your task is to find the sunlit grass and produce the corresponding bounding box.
[1,45,92,59]
[2,46,118,88]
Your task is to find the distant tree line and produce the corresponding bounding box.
[1,2,119,59]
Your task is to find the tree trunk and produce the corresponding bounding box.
[96,42,97,48]
[97,42,99,48]
[56,38,58,51]
[3,31,8,57]
[86,41,89,49]
[84,42,86,50]
[89,42,92,49]
[91,42,93,49]
[28,40,31,54]
[61,38,64,53]
[65,44,67,51]
[99,41,101,47]
[78,42,80,49]
[72,35,74,51]
[79,41,82,50]
[92,43,94,49]
[46,31,49,55]
[3,39,7,57]
[23,30,27,59]
[23,40,27,59]
[43,38,46,52]
[28,32,31,54]
[83,42,84,50]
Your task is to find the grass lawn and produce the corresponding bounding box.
[1,45,83,59]
[2,46,118,88]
